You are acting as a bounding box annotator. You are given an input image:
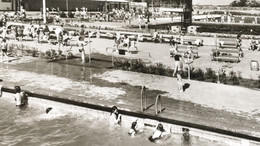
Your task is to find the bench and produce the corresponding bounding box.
[182,38,203,46]
[218,39,237,47]
[211,49,240,54]
[170,45,199,58]
[119,33,138,41]
[211,55,240,63]
[179,45,199,58]
[161,35,174,43]
[218,45,237,49]
[87,31,97,38]
[139,34,153,42]
[99,31,115,39]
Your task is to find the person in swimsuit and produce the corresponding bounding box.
[128,121,138,136]
[148,123,166,142]
[13,86,28,107]
[1,38,8,62]
[128,119,144,137]
[14,86,22,107]
[110,106,121,124]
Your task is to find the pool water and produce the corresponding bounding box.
[0,97,227,146]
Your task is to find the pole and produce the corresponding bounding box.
[112,49,114,67]
[66,0,69,16]
[188,64,190,80]
[88,26,91,63]
[215,34,220,83]
[43,0,46,23]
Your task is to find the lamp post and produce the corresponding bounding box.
[43,0,46,23]
[88,26,91,63]
[215,34,220,84]
[66,0,69,16]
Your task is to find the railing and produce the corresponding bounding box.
[155,94,162,115]
[140,86,147,112]
[0,84,2,97]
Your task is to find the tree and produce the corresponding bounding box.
[239,0,247,6]
[230,0,260,7]
[230,1,239,7]
[230,0,247,7]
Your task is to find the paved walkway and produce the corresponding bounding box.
[8,34,260,80]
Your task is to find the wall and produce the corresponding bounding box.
[0,1,12,10]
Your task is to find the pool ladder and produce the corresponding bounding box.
[155,95,162,115]
[140,86,147,112]
[141,86,162,115]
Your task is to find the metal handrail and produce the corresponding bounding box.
[155,94,162,115]
[140,86,147,112]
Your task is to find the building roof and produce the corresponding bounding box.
[94,0,129,2]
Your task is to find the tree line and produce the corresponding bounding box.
[230,0,260,7]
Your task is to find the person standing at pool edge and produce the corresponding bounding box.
[173,53,184,92]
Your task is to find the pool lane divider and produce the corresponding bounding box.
[2,87,260,142]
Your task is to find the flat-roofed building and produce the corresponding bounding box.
[0,0,12,11]
[21,0,130,11]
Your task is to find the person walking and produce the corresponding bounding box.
[1,38,9,62]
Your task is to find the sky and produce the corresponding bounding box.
[193,0,234,5]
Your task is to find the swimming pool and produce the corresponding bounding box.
[0,93,228,146]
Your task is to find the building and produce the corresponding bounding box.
[0,0,131,11]
[21,0,130,11]
[0,0,15,11]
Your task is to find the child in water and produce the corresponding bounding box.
[110,106,121,124]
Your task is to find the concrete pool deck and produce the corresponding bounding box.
[1,25,260,142]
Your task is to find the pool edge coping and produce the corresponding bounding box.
[2,87,260,143]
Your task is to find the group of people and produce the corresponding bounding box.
[74,7,88,20]
[110,106,171,143]
[113,33,139,53]
[169,38,196,93]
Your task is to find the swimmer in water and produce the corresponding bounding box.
[20,91,28,105]
[14,86,22,107]
[128,119,144,137]
[110,106,121,124]
[46,107,53,114]
[148,123,167,142]
[128,121,138,137]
